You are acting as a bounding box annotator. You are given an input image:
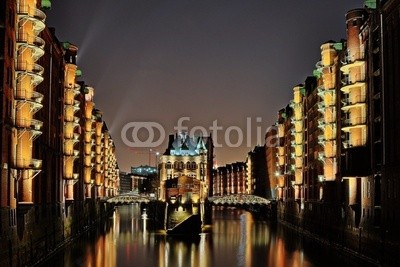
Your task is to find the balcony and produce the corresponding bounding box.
[31,159,42,170]
[11,158,42,170]
[66,120,80,128]
[340,52,365,73]
[317,101,325,110]
[315,61,323,71]
[64,115,74,122]
[30,118,43,131]
[318,135,325,146]
[73,133,80,140]
[17,4,46,32]
[65,83,81,94]
[340,75,366,94]
[14,118,42,131]
[341,94,366,110]
[342,138,367,149]
[318,152,325,162]
[317,87,335,99]
[15,61,44,84]
[341,116,367,131]
[16,32,45,59]
[64,104,80,117]
[14,99,43,117]
[64,121,80,139]
[318,118,326,129]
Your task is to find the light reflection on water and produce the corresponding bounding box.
[46,205,372,267]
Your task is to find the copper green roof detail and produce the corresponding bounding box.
[62,42,70,50]
[299,87,306,96]
[364,0,376,9]
[41,0,51,9]
[333,43,343,51]
[313,69,322,79]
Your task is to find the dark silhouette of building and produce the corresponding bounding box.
[247,146,268,198]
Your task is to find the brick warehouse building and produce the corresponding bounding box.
[0,1,119,266]
[266,1,400,265]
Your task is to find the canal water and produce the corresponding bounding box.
[42,204,375,267]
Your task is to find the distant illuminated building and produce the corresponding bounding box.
[131,165,157,194]
[158,132,213,202]
[119,172,133,193]
[213,162,247,196]
[131,165,157,176]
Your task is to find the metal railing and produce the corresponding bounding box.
[342,116,366,127]
[17,4,46,22]
[15,61,44,75]
[342,138,367,148]
[342,94,366,106]
[14,89,44,104]
[341,73,365,86]
[342,52,365,64]
[12,158,42,169]
[16,32,45,49]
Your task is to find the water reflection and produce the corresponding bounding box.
[46,204,373,267]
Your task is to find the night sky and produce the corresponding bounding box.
[47,0,362,172]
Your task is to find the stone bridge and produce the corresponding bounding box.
[106,193,152,204]
[208,194,271,206]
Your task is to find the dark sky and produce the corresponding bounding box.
[47,0,362,172]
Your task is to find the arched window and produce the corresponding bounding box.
[166,162,172,169]
[191,162,197,170]
[186,162,191,170]
[178,161,184,170]
[174,161,179,169]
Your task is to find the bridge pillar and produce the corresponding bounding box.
[143,201,167,230]
[203,200,213,225]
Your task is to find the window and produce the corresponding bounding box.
[191,162,197,170]
[178,162,184,170]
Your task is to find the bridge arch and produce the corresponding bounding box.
[106,193,151,204]
[208,194,270,206]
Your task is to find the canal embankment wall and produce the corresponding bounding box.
[277,200,400,267]
[0,199,114,267]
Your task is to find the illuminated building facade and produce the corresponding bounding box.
[268,1,400,264]
[119,172,133,193]
[291,84,306,201]
[159,132,213,202]
[213,166,227,196]
[212,162,247,196]
[0,1,119,265]
[265,126,277,199]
